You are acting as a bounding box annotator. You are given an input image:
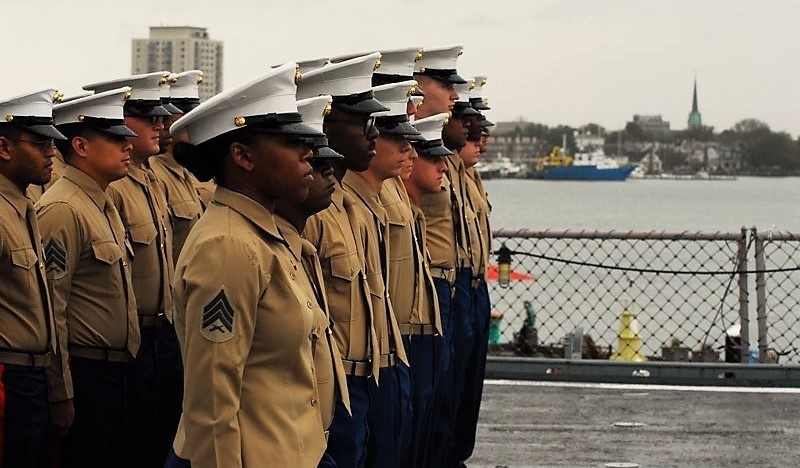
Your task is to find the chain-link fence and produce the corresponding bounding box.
[488,228,800,365]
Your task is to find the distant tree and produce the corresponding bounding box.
[544,125,576,151]
[580,123,605,136]
[720,119,794,171]
[732,118,770,133]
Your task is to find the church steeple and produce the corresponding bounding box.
[688,77,702,129]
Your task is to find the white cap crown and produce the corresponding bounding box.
[84,71,170,103]
[53,87,131,125]
[371,80,418,118]
[296,95,332,133]
[297,52,381,100]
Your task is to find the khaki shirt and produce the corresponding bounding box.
[26,152,66,203]
[342,172,407,367]
[147,153,203,264]
[303,183,380,379]
[275,215,350,429]
[466,167,492,274]
[0,174,55,360]
[108,164,174,318]
[172,188,326,468]
[194,179,217,208]
[36,166,139,401]
[411,203,443,335]
[463,165,488,276]
[380,178,440,335]
[420,152,473,269]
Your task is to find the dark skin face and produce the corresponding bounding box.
[442,115,469,151]
[223,133,314,211]
[323,107,378,179]
[274,158,336,232]
[0,128,56,192]
[158,113,183,154]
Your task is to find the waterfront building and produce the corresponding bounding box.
[131,26,222,101]
[628,114,671,140]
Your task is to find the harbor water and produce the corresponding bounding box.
[482,176,800,361]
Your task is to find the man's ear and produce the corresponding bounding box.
[229,141,255,172]
[71,137,90,159]
[0,136,13,161]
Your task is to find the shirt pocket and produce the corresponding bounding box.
[91,241,123,266]
[387,220,413,262]
[328,253,361,322]
[9,247,38,309]
[127,222,157,247]
[170,199,199,221]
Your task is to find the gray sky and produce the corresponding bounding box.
[6,0,800,135]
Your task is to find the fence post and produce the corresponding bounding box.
[737,227,750,364]
[752,228,768,363]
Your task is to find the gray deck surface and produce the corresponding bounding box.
[468,380,800,467]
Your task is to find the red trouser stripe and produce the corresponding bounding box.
[0,363,6,468]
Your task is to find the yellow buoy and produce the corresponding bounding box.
[610,309,647,362]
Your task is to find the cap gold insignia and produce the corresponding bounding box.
[295,66,302,86]
[415,49,424,62]
[407,85,417,97]
[5,115,13,122]
[458,48,464,56]
[469,79,476,91]
[484,98,490,105]
[78,115,85,122]
[124,91,132,100]
[197,74,204,84]
[416,97,424,109]
[418,67,426,73]
[169,76,179,84]
[444,116,450,125]
[323,101,332,117]
[159,74,169,85]
[373,58,382,71]
[53,91,64,103]
[234,116,246,127]
[481,77,488,86]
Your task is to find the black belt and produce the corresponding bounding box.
[138,312,168,328]
[69,345,130,363]
[0,349,51,368]
[341,358,372,377]
[398,323,436,336]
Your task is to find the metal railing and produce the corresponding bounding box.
[488,227,800,365]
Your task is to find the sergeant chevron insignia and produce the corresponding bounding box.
[201,289,235,342]
[44,239,66,279]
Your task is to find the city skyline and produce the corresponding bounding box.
[4,0,799,136]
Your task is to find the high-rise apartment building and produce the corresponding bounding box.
[132,26,223,101]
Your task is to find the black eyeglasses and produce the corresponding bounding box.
[131,115,165,126]
[17,138,56,151]
[327,115,376,134]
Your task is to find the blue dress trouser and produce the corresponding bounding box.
[60,358,127,468]
[0,364,49,468]
[452,276,491,466]
[366,364,411,468]
[125,322,183,468]
[401,333,439,468]
[319,374,372,468]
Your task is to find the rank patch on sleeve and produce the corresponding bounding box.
[201,289,235,342]
[44,239,67,279]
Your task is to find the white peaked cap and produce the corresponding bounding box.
[372,80,418,118]
[84,71,170,103]
[170,63,320,145]
[454,78,474,104]
[470,75,491,110]
[296,95,332,133]
[297,52,388,114]
[412,113,448,142]
[374,46,425,77]
[414,45,466,84]
[410,112,452,156]
[53,87,137,137]
[0,88,66,139]
[170,70,203,100]
[273,57,330,75]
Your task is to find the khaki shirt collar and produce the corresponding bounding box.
[153,153,189,181]
[213,187,283,242]
[126,164,149,186]
[0,172,28,216]
[274,214,303,262]
[342,171,386,225]
[62,166,109,211]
